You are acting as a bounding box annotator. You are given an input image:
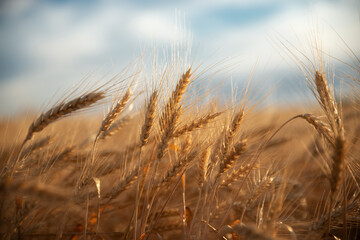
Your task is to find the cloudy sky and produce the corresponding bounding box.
[0,0,359,115]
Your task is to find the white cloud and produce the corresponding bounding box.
[194,1,359,72]
[0,0,359,114]
[130,11,175,43]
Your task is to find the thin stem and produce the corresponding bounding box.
[343,177,347,240]
[134,147,143,240]
[189,187,202,236]
[182,173,187,240]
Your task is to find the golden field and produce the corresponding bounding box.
[0,48,359,240]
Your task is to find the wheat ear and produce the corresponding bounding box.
[221,163,258,187]
[314,71,341,131]
[1,178,71,204]
[32,147,74,176]
[231,224,275,240]
[159,151,197,188]
[20,136,52,160]
[154,223,183,232]
[300,113,335,146]
[75,169,138,203]
[134,90,158,239]
[157,107,182,161]
[140,90,158,147]
[82,87,131,189]
[98,117,130,140]
[123,70,193,238]
[181,135,192,155]
[219,139,247,177]
[198,147,211,186]
[314,71,347,234]
[103,169,138,201]
[160,68,192,132]
[247,176,274,205]
[221,110,244,158]
[97,87,131,139]
[331,135,346,194]
[309,202,357,232]
[216,224,275,240]
[272,113,334,147]
[173,112,222,138]
[156,68,192,162]
[8,91,104,177]
[230,111,244,134]
[25,91,105,143]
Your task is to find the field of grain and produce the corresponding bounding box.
[0,47,359,240]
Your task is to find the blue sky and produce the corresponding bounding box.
[0,0,359,114]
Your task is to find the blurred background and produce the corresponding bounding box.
[0,0,359,115]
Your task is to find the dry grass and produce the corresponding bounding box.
[0,48,359,240]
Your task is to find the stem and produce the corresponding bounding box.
[85,137,98,240]
[202,182,219,239]
[343,177,347,240]
[218,114,313,228]
[199,164,216,239]
[189,187,202,236]
[9,140,27,178]
[145,169,186,240]
[140,148,161,235]
[134,147,143,240]
[327,193,335,237]
[182,173,187,240]
[84,185,90,240]
[94,192,101,240]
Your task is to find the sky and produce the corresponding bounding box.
[0,0,359,115]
